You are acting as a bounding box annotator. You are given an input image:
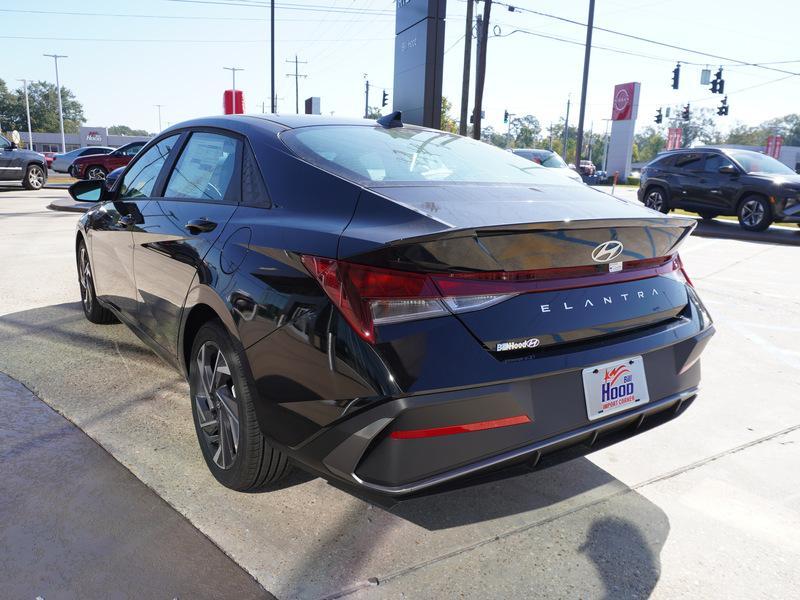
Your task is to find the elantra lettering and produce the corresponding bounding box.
[541,288,660,314]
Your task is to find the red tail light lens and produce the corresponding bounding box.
[302,255,682,343]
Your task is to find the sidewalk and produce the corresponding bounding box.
[0,372,273,600]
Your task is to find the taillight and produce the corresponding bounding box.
[302,255,682,343]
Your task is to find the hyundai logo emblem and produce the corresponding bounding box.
[591,240,624,263]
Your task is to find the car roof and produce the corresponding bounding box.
[161,113,432,138]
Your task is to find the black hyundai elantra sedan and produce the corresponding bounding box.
[70,113,714,495]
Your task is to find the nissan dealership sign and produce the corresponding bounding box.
[79,126,109,147]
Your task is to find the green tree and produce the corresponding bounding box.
[633,126,666,163]
[365,106,383,119]
[666,106,718,147]
[480,125,509,148]
[440,96,458,133]
[0,79,85,133]
[108,124,150,136]
[510,114,541,148]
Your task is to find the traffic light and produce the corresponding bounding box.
[503,110,509,124]
[672,63,681,90]
[381,90,388,108]
[710,68,724,94]
[717,96,729,116]
[682,103,691,121]
[654,108,663,124]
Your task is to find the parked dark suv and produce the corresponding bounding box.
[638,147,800,231]
[0,134,48,190]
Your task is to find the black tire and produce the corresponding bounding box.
[76,240,117,324]
[189,320,290,491]
[737,195,772,232]
[643,186,670,214]
[85,165,107,180]
[698,211,718,220]
[22,163,45,190]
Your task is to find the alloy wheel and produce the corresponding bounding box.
[28,166,45,189]
[78,246,93,313]
[645,190,663,211]
[193,342,240,470]
[741,199,765,227]
[87,167,106,180]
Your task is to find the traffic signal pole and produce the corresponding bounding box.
[574,0,595,168]
[472,0,492,140]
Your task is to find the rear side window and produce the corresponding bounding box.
[674,153,704,171]
[119,135,180,199]
[648,154,674,168]
[164,132,240,203]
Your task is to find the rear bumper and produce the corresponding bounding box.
[295,323,714,495]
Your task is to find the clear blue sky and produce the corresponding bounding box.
[4,0,799,135]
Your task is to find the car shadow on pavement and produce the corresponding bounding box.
[691,218,800,246]
[0,301,669,600]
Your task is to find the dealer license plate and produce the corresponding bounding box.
[582,356,650,421]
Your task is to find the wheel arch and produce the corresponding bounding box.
[179,285,239,379]
[736,191,770,212]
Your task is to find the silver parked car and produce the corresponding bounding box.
[511,148,584,183]
[51,146,113,173]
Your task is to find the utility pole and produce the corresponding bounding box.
[472,0,492,141]
[17,79,32,151]
[43,54,67,152]
[285,55,307,114]
[459,0,474,136]
[574,0,595,167]
[562,95,571,161]
[223,66,244,114]
[602,118,611,173]
[154,104,164,131]
[548,122,553,150]
[270,0,276,113]
[364,77,370,118]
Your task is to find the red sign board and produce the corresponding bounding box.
[223,89,245,115]
[666,127,683,150]
[611,83,635,121]
[765,135,783,158]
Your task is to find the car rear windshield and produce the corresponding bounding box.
[281,125,571,185]
[727,150,795,175]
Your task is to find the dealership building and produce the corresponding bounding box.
[13,126,151,153]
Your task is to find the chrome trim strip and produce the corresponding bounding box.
[351,387,698,495]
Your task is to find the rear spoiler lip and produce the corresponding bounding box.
[377,215,697,248]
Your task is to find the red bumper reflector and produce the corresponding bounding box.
[389,414,532,440]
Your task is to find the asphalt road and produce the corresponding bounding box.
[1,186,799,599]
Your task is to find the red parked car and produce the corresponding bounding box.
[69,141,147,180]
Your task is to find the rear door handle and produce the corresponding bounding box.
[185,218,217,234]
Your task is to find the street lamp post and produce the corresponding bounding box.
[17,79,32,151]
[154,104,164,131]
[223,67,244,114]
[44,54,68,153]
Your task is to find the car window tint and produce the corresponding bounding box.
[241,143,270,207]
[164,132,239,202]
[650,155,674,168]
[674,153,704,171]
[703,154,734,173]
[119,135,180,199]
[125,144,144,156]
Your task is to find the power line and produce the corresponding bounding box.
[0,8,391,22]
[0,34,392,43]
[160,0,392,14]
[489,1,800,77]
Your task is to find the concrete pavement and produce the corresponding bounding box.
[1,188,799,599]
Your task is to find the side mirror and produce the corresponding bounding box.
[9,142,18,150]
[718,165,737,175]
[69,179,105,202]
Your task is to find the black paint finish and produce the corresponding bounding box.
[75,114,714,494]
